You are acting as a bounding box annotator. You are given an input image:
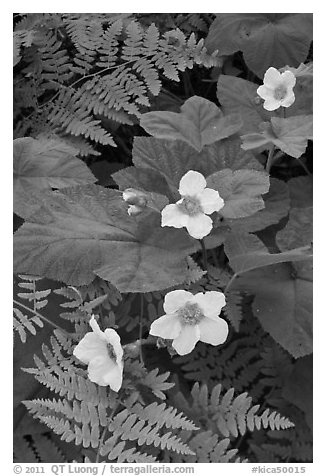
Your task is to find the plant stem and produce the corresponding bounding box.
[224,273,238,294]
[265,145,276,174]
[296,157,312,176]
[95,403,118,462]
[139,294,144,366]
[13,299,71,337]
[96,427,108,463]
[200,239,208,271]
[211,248,219,268]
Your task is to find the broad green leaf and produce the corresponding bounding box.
[281,62,313,79]
[233,262,312,358]
[112,165,174,200]
[217,75,272,134]
[140,96,242,152]
[280,63,313,116]
[13,185,199,293]
[277,207,312,253]
[239,130,271,151]
[199,136,264,173]
[89,160,124,186]
[132,136,263,192]
[226,178,290,233]
[132,138,195,191]
[206,14,312,78]
[241,116,313,159]
[206,169,270,219]
[224,232,312,275]
[14,137,96,218]
[270,116,313,158]
[288,176,313,208]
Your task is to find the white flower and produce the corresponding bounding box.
[149,290,228,355]
[257,67,296,111]
[161,170,224,239]
[73,316,124,391]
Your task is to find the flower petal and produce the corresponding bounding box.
[172,325,200,355]
[161,204,188,228]
[281,93,296,108]
[186,214,212,239]
[88,356,122,390]
[193,291,226,320]
[262,98,280,111]
[73,332,107,364]
[281,70,296,89]
[179,170,206,197]
[198,317,228,346]
[199,188,225,214]
[163,289,194,313]
[257,85,274,101]
[149,313,182,339]
[89,316,105,340]
[263,67,282,88]
[104,328,124,362]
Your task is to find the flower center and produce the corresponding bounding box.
[178,196,203,216]
[178,302,205,326]
[106,343,117,362]
[273,85,287,101]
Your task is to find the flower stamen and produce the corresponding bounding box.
[178,196,203,216]
[178,302,205,325]
[273,85,287,101]
[106,343,117,362]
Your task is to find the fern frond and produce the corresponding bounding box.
[126,401,198,431]
[58,136,101,157]
[178,382,295,439]
[100,433,157,463]
[108,407,195,455]
[36,31,74,88]
[48,88,116,146]
[30,434,66,463]
[63,13,105,57]
[174,313,268,393]
[16,14,219,149]
[24,391,195,458]
[185,256,206,284]
[189,431,244,462]
[17,274,51,310]
[224,291,244,331]
[14,436,39,463]
[141,368,175,400]
[13,307,44,343]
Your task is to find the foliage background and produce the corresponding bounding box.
[12,11,313,464]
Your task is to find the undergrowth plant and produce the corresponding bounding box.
[13,12,313,464]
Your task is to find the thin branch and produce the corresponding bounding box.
[296,157,312,176]
[95,403,118,463]
[200,239,208,271]
[224,273,239,294]
[96,427,108,463]
[13,299,71,337]
[265,145,276,174]
[139,294,145,366]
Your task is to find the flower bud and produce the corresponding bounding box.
[123,188,148,207]
[127,204,145,216]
